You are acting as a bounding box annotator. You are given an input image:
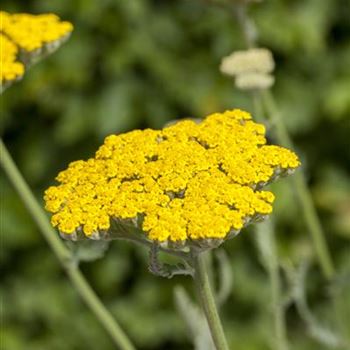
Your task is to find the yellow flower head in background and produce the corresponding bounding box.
[0,11,73,90]
[44,109,300,250]
[0,34,24,83]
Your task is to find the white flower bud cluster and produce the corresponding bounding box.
[220,48,275,90]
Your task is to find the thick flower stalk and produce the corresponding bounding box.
[0,11,73,90]
[44,109,300,252]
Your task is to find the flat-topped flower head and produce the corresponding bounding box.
[44,109,300,250]
[0,11,73,90]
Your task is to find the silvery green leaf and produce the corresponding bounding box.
[215,250,233,307]
[285,260,345,348]
[67,240,110,263]
[174,286,215,350]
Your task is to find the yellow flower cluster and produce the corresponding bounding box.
[0,11,73,86]
[0,34,24,82]
[1,11,73,52]
[44,110,300,244]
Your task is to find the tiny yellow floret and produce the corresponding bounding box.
[0,34,25,83]
[44,109,300,243]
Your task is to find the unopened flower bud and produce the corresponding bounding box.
[235,72,274,90]
[220,48,275,77]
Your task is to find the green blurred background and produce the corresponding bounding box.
[1,0,349,349]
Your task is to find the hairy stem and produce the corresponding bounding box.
[269,232,289,350]
[0,138,136,350]
[252,93,289,350]
[233,2,256,48]
[230,1,334,279]
[261,91,334,279]
[252,90,265,123]
[255,220,289,350]
[192,252,230,350]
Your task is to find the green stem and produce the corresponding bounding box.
[0,138,136,350]
[192,252,229,350]
[255,220,289,350]
[230,1,334,279]
[269,233,289,350]
[233,2,255,49]
[252,90,264,123]
[252,89,289,350]
[261,91,334,279]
